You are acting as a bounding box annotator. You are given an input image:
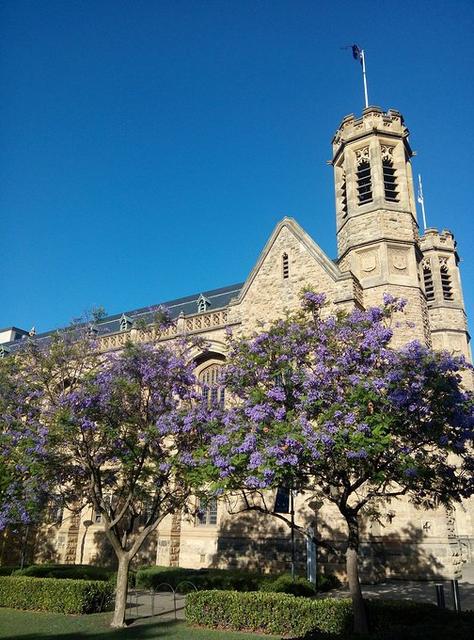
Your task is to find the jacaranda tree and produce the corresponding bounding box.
[17,320,213,628]
[202,292,474,634]
[0,354,46,532]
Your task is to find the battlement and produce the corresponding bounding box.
[332,106,411,159]
[419,228,457,253]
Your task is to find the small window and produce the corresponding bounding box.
[196,498,218,526]
[382,158,399,202]
[93,510,102,524]
[440,262,453,301]
[274,487,290,513]
[48,497,64,525]
[356,159,372,204]
[282,253,289,279]
[423,264,435,302]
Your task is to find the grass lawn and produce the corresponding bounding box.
[0,609,279,640]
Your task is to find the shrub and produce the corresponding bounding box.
[0,566,18,577]
[185,590,353,636]
[136,565,338,595]
[0,576,114,614]
[136,566,263,592]
[260,574,317,597]
[12,563,114,581]
[186,591,466,637]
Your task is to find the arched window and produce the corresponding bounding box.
[198,362,225,408]
[282,253,289,279]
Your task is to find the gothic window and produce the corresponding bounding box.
[196,497,218,526]
[198,362,225,408]
[382,158,399,202]
[282,253,289,279]
[440,260,453,301]
[423,262,435,301]
[274,487,290,513]
[355,148,372,204]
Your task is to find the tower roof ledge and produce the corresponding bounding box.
[332,107,410,158]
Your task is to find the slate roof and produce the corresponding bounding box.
[3,282,243,351]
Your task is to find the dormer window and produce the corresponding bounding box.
[282,253,289,279]
[87,323,99,337]
[119,314,133,332]
[197,294,211,313]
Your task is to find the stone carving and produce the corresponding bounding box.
[391,250,407,271]
[355,146,370,165]
[360,252,377,273]
[381,144,395,161]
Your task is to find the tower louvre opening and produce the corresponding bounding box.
[440,263,453,300]
[423,264,435,301]
[382,158,399,202]
[356,159,372,204]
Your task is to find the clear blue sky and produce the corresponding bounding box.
[1,0,473,333]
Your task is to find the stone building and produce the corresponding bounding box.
[1,106,472,580]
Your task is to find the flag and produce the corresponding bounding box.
[352,44,363,65]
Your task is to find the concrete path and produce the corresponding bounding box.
[125,590,186,621]
[330,562,474,611]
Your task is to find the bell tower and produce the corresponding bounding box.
[332,106,430,346]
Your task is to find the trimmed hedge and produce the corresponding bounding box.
[12,563,114,581]
[185,590,353,636]
[185,590,457,637]
[12,563,136,588]
[0,576,114,614]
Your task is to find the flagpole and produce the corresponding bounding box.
[417,174,428,231]
[360,49,369,108]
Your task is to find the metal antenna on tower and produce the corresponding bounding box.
[417,174,428,231]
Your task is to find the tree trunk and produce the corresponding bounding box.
[346,518,368,635]
[111,553,130,628]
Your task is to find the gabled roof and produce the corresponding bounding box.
[235,217,346,303]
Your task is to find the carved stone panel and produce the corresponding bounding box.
[358,249,379,277]
[389,247,409,275]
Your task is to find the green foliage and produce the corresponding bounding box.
[0,567,18,577]
[136,565,338,595]
[12,563,114,581]
[259,574,316,597]
[185,590,353,636]
[186,591,468,638]
[0,576,114,614]
[136,566,264,592]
